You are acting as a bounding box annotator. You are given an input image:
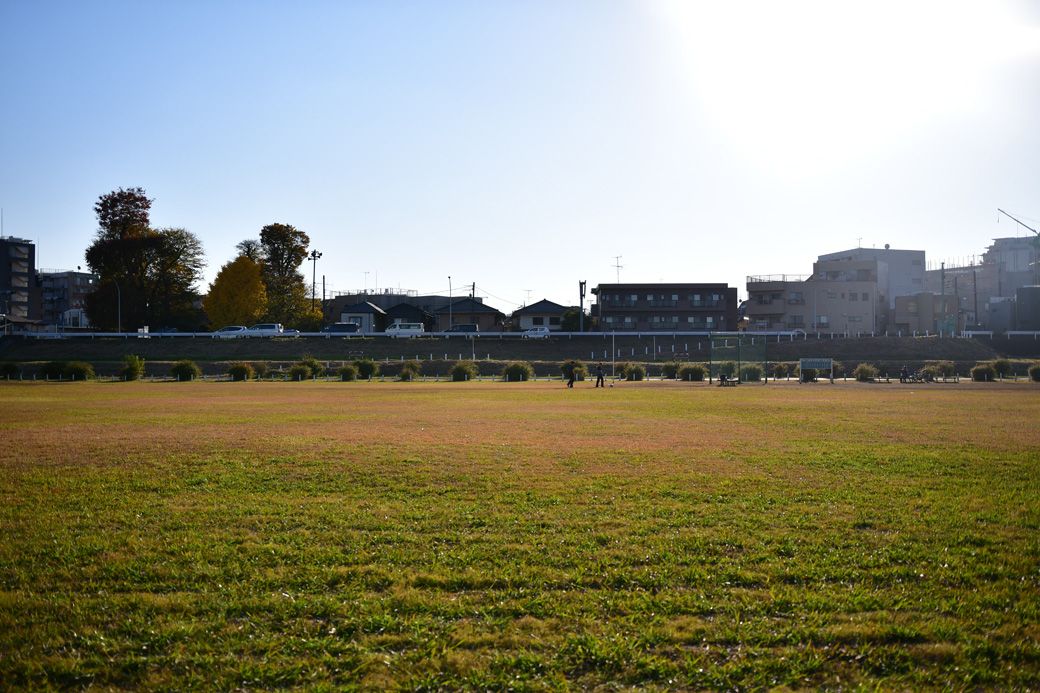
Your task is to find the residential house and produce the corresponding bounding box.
[336,301,387,333]
[511,299,569,331]
[434,297,506,332]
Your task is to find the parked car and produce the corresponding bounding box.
[245,323,296,338]
[385,322,425,338]
[321,322,361,336]
[522,326,551,339]
[445,324,479,335]
[212,325,248,339]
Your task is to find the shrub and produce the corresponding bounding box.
[297,355,325,377]
[502,361,534,382]
[831,360,845,378]
[0,362,21,379]
[740,364,763,382]
[63,361,95,381]
[772,363,788,379]
[228,362,254,382]
[1029,363,1040,382]
[170,360,201,381]
[354,358,380,379]
[399,360,422,382]
[289,364,312,381]
[800,367,818,383]
[918,365,938,382]
[120,354,145,381]
[660,362,680,379]
[624,363,646,381]
[560,360,587,381]
[678,363,706,381]
[933,360,956,378]
[252,362,269,380]
[39,361,67,379]
[991,359,1012,378]
[853,363,878,382]
[971,363,996,382]
[450,361,479,382]
[337,364,358,381]
[717,361,737,378]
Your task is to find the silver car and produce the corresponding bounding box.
[212,325,248,339]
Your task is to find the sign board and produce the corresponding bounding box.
[800,358,833,370]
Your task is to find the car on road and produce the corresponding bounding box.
[212,325,248,339]
[245,323,297,338]
[445,324,478,335]
[321,322,361,336]
[385,322,425,338]
[521,326,551,339]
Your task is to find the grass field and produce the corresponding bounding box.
[1,380,1038,689]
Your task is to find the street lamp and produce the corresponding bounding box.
[309,250,323,313]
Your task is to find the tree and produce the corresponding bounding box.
[84,188,205,329]
[204,255,268,327]
[258,223,310,325]
[235,239,262,262]
[560,307,589,332]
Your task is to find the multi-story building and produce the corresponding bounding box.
[592,283,737,332]
[816,246,925,308]
[39,269,97,327]
[892,292,959,334]
[746,258,886,333]
[0,237,42,321]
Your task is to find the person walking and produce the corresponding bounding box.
[595,363,605,388]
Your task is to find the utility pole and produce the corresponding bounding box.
[578,280,586,332]
[448,276,453,329]
[308,250,322,313]
[613,256,623,284]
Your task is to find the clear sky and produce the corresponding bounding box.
[2,0,1038,312]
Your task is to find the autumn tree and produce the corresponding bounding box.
[84,188,205,330]
[204,255,268,327]
[258,223,310,325]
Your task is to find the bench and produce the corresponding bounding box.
[718,375,739,387]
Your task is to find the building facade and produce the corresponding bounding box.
[0,237,42,321]
[892,292,959,334]
[817,246,924,308]
[746,258,886,333]
[592,283,738,332]
[39,269,97,327]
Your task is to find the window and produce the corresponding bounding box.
[862,292,869,301]
[646,294,654,301]
[624,316,633,323]
[629,294,638,301]
[706,316,715,325]
[532,317,544,325]
[826,291,837,299]
[818,315,830,326]
[671,294,679,301]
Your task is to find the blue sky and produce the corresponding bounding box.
[2,0,1038,312]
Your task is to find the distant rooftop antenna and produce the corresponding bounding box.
[856,237,862,248]
[613,255,623,283]
[523,289,532,305]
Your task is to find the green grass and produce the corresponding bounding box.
[1,381,1038,689]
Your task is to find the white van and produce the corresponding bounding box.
[385,322,425,338]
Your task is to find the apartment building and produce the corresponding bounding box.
[892,292,959,334]
[592,283,738,332]
[39,269,97,327]
[746,258,886,333]
[817,246,924,308]
[0,237,42,321]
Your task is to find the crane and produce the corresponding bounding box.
[997,208,1038,237]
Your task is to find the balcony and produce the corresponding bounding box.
[787,298,805,305]
[690,300,722,308]
[747,274,809,283]
[646,299,678,307]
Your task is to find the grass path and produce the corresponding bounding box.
[1,381,1038,689]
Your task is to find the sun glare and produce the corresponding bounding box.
[653,0,1040,180]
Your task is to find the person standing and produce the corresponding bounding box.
[595,363,605,388]
[567,368,576,388]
